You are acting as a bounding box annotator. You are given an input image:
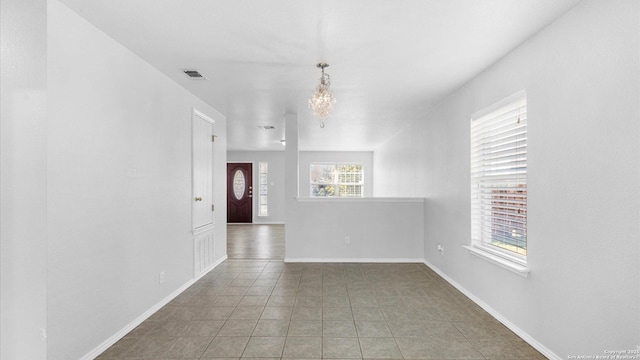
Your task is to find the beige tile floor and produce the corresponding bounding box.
[97,259,547,359]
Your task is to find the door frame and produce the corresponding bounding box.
[191,108,215,231]
[226,161,254,223]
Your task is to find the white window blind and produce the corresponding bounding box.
[471,92,527,262]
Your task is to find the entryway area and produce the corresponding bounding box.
[227,224,284,259]
[227,162,253,223]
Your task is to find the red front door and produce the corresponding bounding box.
[227,163,252,223]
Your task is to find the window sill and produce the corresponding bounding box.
[463,245,530,278]
[296,197,424,203]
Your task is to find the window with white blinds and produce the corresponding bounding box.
[471,91,527,263]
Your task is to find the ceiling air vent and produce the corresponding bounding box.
[257,125,276,130]
[183,70,206,79]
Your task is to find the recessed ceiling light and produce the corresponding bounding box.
[182,70,206,79]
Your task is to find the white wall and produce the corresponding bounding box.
[47,1,227,359]
[284,116,424,262]
[299,151,373,197]
[0,0,48,358]
[227,151,286,223]
[285,198,425,262]
[374,0,639,357]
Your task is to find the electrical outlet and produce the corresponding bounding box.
[437,244,444,256]
[159,271,165,284]
[345,236,351,245]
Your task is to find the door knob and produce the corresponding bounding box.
[195,197,202,202]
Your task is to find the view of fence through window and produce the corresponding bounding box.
[488,186,527,255]
[310,163,363,197]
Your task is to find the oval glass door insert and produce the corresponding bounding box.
[233,170,245,200]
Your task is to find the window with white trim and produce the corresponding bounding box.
[258,162,268,216]
[471,91,527,265]
[310,163,363,197]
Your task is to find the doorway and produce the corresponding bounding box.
[192,112,214,230]
[192,109,216,276]
[227,162,252,223]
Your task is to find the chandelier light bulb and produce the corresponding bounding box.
[309,63,336,128]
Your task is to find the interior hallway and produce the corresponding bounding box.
[228,224,285,260]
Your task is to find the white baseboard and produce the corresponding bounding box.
[422,259,561,360]
[199,255,227,277]
[284,257,424,263]
[80,255,227,360]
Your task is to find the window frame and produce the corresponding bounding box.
[258,162,268,217]
[309,162,364,198]
[468,90,529,274]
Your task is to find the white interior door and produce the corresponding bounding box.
[192,110,214,229]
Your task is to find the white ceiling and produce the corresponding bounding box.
[57,0,581,151]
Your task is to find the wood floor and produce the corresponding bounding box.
[227,224,285,259]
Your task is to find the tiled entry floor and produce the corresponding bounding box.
[98,260,546,359]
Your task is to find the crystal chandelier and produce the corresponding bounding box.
[308,63,336,128]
